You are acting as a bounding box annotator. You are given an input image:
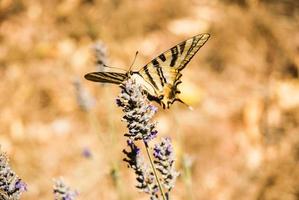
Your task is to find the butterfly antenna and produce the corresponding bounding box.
[128,51,139,72]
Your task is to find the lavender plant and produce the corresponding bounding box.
[117,79,179,200]
[74,42,108,112]
[0,149,27,200]
[53,178,77,200]
[153,138,179,197]
[123,140,159,199]
[93,42,108,72]
[73,78,95,112]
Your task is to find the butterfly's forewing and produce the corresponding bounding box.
[175,33,210,71]
[138,33,210,92]
[84,72,128,84]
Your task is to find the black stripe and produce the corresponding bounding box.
[170,46,178,67]
[177,38,199,71]
[106,73,123,81]
[158,67,167,84]
[84,72,126,84]
[94,75,120,83]
[104,73,115,78]
[112,72,127,79]
[144,67,158,89]
[154,65,164,86]
[151,58,167,86]
[179,41,186,54]
[152,59,159,66]
[187,37,199,56]
[158,54,166,62]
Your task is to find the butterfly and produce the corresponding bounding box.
[84,33,210,109]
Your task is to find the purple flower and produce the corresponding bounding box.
[117,79,158,141]
[123,140,158,198]
[153,138,179,192]
[0,150,26,199]
[82,148,92,158]
[15,180,27,192]
[53,178,78,200]
[149,105,158,113]
[115,98,124,107]
[92,42,108,72]
[123,140,141,165]
[73,79,95,112]
[117,79,178,200]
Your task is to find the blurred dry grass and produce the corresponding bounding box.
[0,0,299,199]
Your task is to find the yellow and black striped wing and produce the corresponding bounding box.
[84,72,128,84]
[138,33,210,92]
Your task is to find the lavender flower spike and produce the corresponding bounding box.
[116,79,158,142]
[53,178,78,200]
[117,79,178,200]
[93,41,108,72]
[123,140,159,199]
[153,138,179,193]
[0,149,27,200]
[73,78,95,112]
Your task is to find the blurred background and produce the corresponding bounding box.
[0,0,299,199]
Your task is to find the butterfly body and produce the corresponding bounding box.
[85,33,210,109]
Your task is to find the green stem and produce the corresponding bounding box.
[143,141,167,200]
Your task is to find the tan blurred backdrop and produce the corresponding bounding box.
[0,0,299,199]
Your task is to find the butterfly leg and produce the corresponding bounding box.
[173,98,193,110]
